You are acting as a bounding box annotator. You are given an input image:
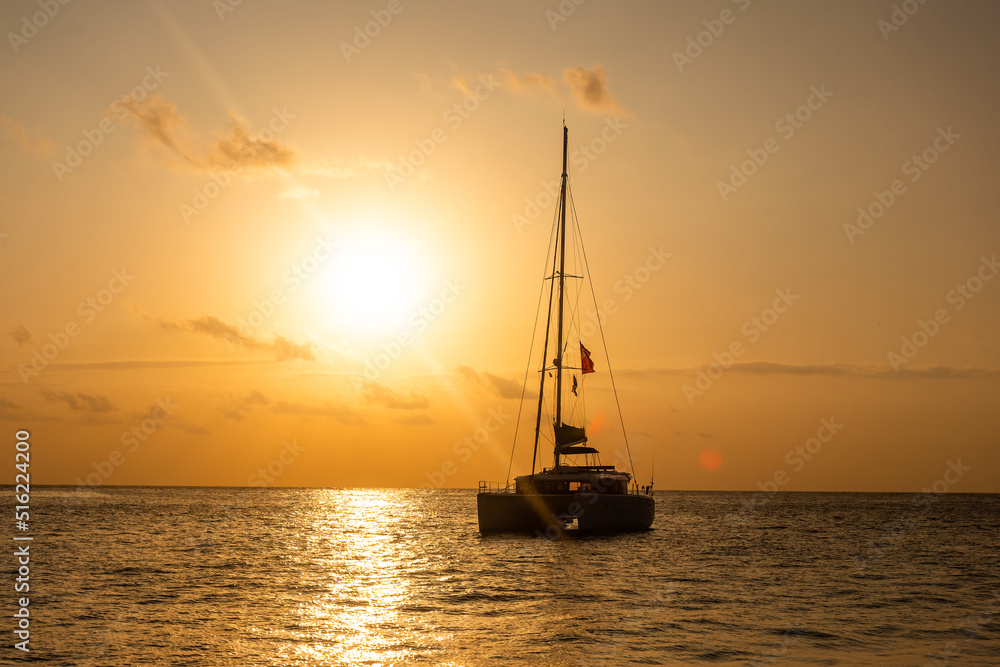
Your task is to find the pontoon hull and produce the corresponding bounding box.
[477,492,654,534]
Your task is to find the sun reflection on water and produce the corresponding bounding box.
[284,489,446,666]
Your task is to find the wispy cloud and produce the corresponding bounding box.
[361,382,431,410]
[501,68,557,97]
[457,365,534,400]
[0,393,116,425]
[562,65,631,117]
[0,115,53,156]
[39,389,117,413]
[0,359,274,375]
[440,63,632,117]
[623,361,1000,380]
[0,396,24,420]
[130,305,316,362]
[120,94,295,172]
[208,112,296,170]
[130,403,210,435]
[220,390,271,421]
[271,399,362,424]
[393,414,436,426]
[120,94,364,184]
[119,94,198,165]
[10,324,33,347]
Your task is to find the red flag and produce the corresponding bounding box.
[580,343,595,374]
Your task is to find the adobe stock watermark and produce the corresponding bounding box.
[511,116,629,233]
[926,589,1000,667]
[683,287,799,404]
[248,439,305,486]
[544,0,588,31]
[590,584,678,661]
[352,278,466,388]
[726,416,844,530]
[747,629,805,667]
[877,0,932,41]
[384,75,500,191]
[226,234,338,348]
[855,458,970,571]
[420,408,509,489]
[534,448,640,540]
[716,84,833,202]
[179,106,295,223]
[672,0,752,73]
[844,126,960,243]
[575,245,671,340]
[887,254,997,371]
[72,397,178,490]
[213,0,243,20]
[340,0,414,63]
[51,66,169,182]
[18,267,134,384]
[7,0,72,54]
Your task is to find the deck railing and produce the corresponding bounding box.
[479,480,654,496]
[478,481,513,494]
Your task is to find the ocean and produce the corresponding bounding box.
[8,487,999,665]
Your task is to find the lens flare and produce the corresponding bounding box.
[698,448,723,471]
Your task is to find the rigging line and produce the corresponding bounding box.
[508,185,561,483]
[506,260,549,485]
[567,185,638,481]
[531,176,564,476]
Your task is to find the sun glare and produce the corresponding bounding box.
[317,233,429,334]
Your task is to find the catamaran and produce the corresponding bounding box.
[477,124,655,535]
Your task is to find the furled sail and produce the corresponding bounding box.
[554,422,587,447]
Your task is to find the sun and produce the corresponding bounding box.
[316,233,429,334]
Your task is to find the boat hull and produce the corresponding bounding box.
[477,491,654,534]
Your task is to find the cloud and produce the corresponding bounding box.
[394,414,436,426]
[10,324,33,347]
[0,396,22,419]
[436,64,632,118]
[0,391,120,425]
[562,65,631,116]
[120,94,296,172]
[39,389,117,413]
[119,95,374,188]
[131,403,210,435]
[219,408,245,421]
[449,71,475,97]
[271,399,362,424]
[173,419,211,435]
[217,389,359,424]
[0,115,53,155]
[0,399,63,424]
[220,390,272,420]
[0,359,273,374]
[131,306,316,361]
[622,361,1000,380]
[457,365,534,400]
[501,69,557,97]
[361,382,431,410]
[119,94,198,164]
[279,185,320,200]
[207,112,296,170]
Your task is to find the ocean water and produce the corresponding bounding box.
[8,487,999,665]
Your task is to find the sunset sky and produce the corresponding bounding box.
[2,0,998,492]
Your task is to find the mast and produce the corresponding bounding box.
[553,124,569,468]
[531,199,560,475]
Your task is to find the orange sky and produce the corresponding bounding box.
[2,0,998,492]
